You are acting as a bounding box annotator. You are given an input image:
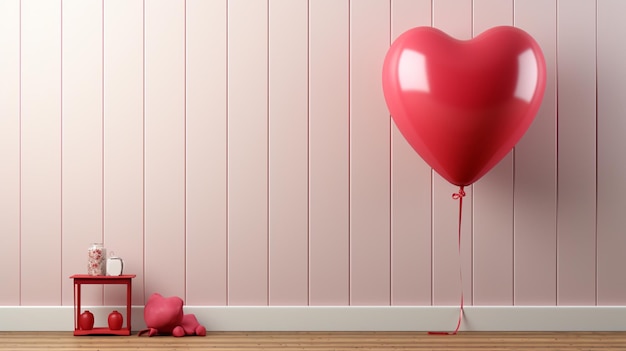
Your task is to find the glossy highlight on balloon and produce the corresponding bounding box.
[383,26,547,186]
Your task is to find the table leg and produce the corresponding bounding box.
[126,279,132,333]
[73,282,77,331]
[76,283,82,331]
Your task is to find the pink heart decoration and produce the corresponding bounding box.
[143,293,184,332]
[383,26,546,186]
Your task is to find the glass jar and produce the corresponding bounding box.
[87,243,106,276]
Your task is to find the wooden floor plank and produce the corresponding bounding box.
[0,331,625,350]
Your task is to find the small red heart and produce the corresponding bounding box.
[383,26,546,186]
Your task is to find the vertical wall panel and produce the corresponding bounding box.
[597,0,626,305]
[556,0,597,305]
[227,0,269,306]
[513,0,557,305]
[103,0,145,306]
[431,0,474,306]
[471,0,514,306]
[268,0,309,306]
[390,0,432,306]
[144,0,186,300]
[308,0,350,306]
[20,0,62,305]
[349,0,391,306]
[61,0,103,306]
[186,0,228,306]
[0,0,21,306]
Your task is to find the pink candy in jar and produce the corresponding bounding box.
[87,243,106,276]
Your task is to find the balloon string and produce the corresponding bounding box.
[428,186,465,335]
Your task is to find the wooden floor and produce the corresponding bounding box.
[0,331,625,350]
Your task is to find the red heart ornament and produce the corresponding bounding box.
[383,26,546,186]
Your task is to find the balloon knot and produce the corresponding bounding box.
[452,186,466,200]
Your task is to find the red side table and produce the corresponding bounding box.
[69,274,136,336]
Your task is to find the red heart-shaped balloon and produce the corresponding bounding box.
[383,26,546,186]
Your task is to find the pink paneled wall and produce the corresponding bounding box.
[308,0,349,306]
[1,0,625,307]
[597,0,626,305]
[268,0,309,306]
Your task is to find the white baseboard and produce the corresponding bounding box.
[1,306,625,332]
